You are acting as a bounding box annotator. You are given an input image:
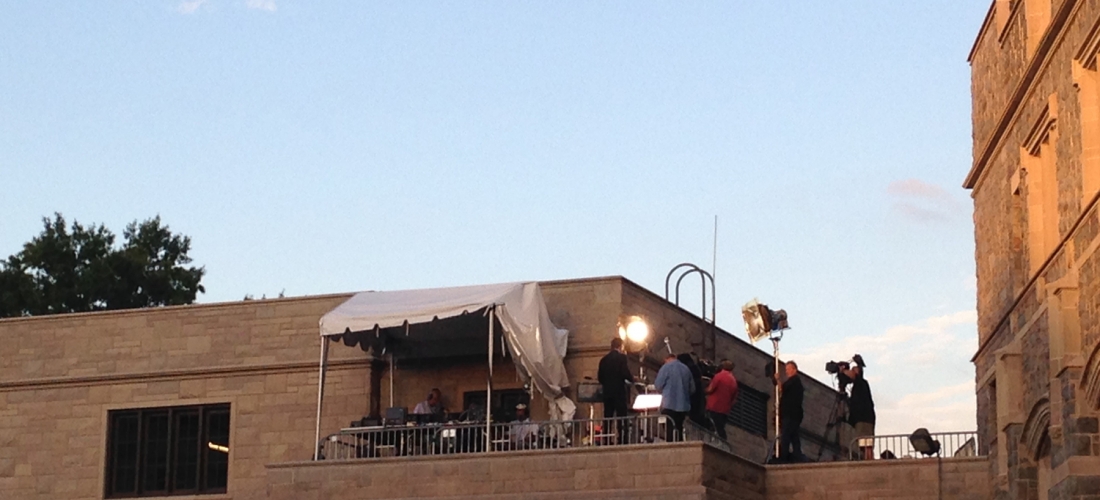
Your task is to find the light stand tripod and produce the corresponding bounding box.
[815,384,848,461]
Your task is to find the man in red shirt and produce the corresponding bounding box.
[705,359,739,440]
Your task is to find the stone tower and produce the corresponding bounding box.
[966,0,1100,498]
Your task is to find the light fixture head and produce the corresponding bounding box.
[618,316,649,343]
[741,299,789,343]
[908,428,941,456]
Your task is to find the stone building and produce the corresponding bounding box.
[966,0,1100,498]
[0,276,852,499]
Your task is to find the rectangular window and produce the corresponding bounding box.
[728,385,768,436]
[463,389,529,422]
[105,404,230,498]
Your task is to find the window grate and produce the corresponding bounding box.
[727,385,768,436]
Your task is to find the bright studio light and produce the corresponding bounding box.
[618,316,649,343]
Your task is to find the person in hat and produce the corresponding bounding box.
[511,403,538,448]
[841,355,876,460]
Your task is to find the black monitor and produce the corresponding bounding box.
[384,407,407,426]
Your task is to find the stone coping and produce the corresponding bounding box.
[266,440,764,471]
[766,455,989,471]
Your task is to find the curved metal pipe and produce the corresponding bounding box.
[674,267,716,323]
[665,263,700,301]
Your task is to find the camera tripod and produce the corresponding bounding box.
[814,388,848,461]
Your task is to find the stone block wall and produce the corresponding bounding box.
[766,457,991,500]
[265,441,765,500]
[968,0,1100,498]
[0,276,858,500]
[0,295,370,499]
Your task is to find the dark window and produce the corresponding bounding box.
[105,404,230,498]
[728,385,768,436]
[463,389,530,422]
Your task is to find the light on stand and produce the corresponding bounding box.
[742,298,790,462]
[741,299,788,344]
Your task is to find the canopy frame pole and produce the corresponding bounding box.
[389,352,395,408]
[486,305,495,451]
[312,337,330,460]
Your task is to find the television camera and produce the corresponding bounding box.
[824,354,865,393]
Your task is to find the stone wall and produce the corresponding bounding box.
[266,441,765,500]
[968,0,1100,498]
[0,295,368,499]
[0,276,861,499]
[766,457,991,500]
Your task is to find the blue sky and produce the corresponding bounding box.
[1,1,990,434]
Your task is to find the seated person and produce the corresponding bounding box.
[511,403,539,447]
[412,388,445,421]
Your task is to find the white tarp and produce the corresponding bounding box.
[319,282,573,413]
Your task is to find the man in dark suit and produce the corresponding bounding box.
[774,360,805,463]
[598,337,635,443]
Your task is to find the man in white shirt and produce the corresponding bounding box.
[412,388,444,418]
[511,404,539,448]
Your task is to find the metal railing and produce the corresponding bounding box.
[847,431,980,461]
[317,414,713,460]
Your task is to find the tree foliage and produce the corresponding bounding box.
[0,214,205,318]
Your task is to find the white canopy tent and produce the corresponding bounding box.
[313,282,575,458]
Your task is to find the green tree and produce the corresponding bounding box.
[0,214,205,317]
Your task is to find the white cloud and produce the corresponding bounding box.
[178,0,207,14]
[887,178,955,202]
[787,310,976,375]
[246,0,277,11]
[876,382,977,435]
[886,178,966,224]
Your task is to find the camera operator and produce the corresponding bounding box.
[841,355,876,460]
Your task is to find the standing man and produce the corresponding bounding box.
[705,359,739,440]
[842,355,876,460]
[655,353,695,441]
[598,338,635,442]
[774,360,804,463]
[677,353,708,428]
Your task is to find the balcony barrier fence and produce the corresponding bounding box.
[847,431,979,461]
[317,414,728,461]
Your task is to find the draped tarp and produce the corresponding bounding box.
[319,282,573,411]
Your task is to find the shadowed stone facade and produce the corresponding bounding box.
[967,0,1100,498]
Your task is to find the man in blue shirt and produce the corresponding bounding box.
[654,353,695,441]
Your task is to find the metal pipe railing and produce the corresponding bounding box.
[317,414,703,461]
[847,431,980,461]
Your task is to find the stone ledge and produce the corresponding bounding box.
[266,440,752,470]
[0,358,371,391]
[766,456,989,471]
